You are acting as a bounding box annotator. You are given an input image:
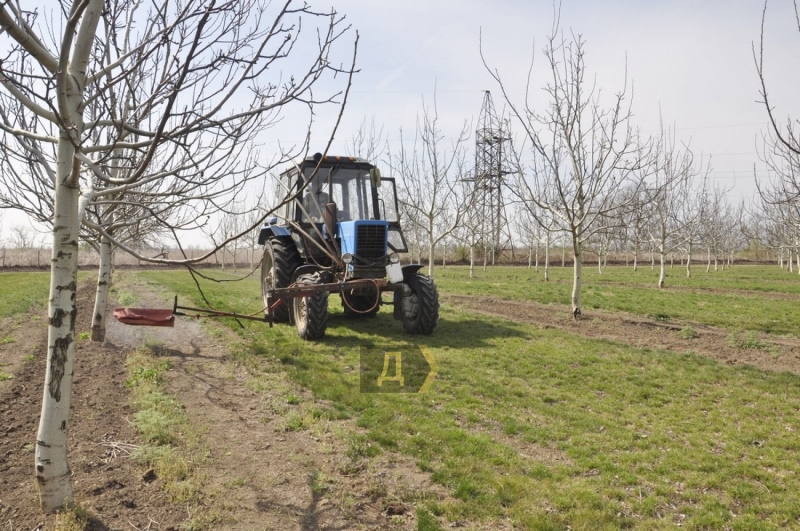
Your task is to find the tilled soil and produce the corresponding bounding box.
[1,279,446,530]
[445,294,800,375]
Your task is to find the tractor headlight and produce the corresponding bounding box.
[342,253,354,265]
[388,253,400,264]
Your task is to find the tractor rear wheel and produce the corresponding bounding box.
[341,286,381,318]
[293,273,329,340]
[401,273,439,335]
[261,238,300,322]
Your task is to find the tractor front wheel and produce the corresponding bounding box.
[293,274,329,340]
[400,273,439,335]
[261,238,300,322]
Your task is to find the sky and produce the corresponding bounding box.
[4,0,800,245]
[296,0,800,205]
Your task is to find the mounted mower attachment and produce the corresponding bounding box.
[113,296,272,328]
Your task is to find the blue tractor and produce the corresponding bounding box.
[258,153,439,340]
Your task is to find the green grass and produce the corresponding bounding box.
[134,267,800,529]
[0,272,50,319]
[435,265,800,335]
[125,343,204,503]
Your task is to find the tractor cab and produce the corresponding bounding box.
[258,153,439,340]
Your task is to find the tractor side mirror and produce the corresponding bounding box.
[370,167,382,188]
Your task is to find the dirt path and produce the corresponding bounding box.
[2,278,446,530]
[445,294,800,376]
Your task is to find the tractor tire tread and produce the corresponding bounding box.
[295,274,329,340]
[264,238,300,323]
[403,273,439,335]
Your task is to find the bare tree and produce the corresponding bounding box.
[10,224,35,250]
[390,94,473,278]
[486,29,648,318]
[0,0,354,512]
[642,127,706,287]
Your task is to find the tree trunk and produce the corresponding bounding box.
[36,1,103,510]
[36,141,82,512]
[90,238,113,342]
[658,250,666,288]
[597,251,602,274]
[483,246,487,272]
[428,240,435,277]
[528,248,532,269]
[571,241,582,319]
[686,244,692,278]
[633,249,638,272]
[650,249,655,270]
[469,246,475,278]
[535,243,539,272]
[544,241,550,281]
[561,244,566,267]
[706,248,711,273]
[714,255,718,271]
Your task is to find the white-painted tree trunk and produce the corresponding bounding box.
[686,244,692,278]
[561,244,566,267]
[535,243,539,272]
[428,240,435,277]
[469,246,475,278]
[706,248,711,273]
[36,140,81,512]
[35,0,102,511]
[571,242,583,318]
[650,249,655,270]
[91,237,113,342]
[544,239,550,282]
[528,248,532,269]
[633,250,638,272]
[597,252,602,274]
[658,251,666,288]
[483,246,487,272]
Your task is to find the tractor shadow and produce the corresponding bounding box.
[325,305,529,350]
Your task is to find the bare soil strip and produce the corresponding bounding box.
[444,294,800,376]
[2,279,447,530]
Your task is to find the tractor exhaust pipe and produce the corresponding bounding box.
[324,202,337,241]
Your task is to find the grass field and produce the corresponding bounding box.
[435,264,800,335]
[125,265,800,530]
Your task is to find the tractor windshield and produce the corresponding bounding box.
[302,167,375,222]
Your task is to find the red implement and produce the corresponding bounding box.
[113,308,175,327]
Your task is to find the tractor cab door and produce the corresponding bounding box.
[376,178,408,254]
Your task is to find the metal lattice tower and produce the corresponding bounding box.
[473,91,513,264]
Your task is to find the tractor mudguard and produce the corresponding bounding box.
[400,264,424,284]
[258,225,291,245]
